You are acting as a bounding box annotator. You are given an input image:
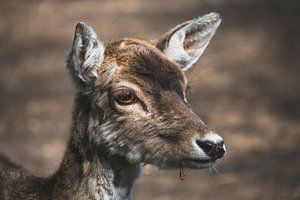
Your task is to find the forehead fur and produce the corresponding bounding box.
[102,38,186,89]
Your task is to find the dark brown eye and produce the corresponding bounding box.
[115,91,136,105]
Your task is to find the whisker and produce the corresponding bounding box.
[179,167,186,181]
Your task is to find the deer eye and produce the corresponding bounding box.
[115,91,136,105]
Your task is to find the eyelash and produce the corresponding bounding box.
[114,91,137,106]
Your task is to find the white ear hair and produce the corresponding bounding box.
[156,13,221,71]
[68,22,105,86]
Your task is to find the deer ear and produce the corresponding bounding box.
[67,22,104,89]
[156,13,221,71]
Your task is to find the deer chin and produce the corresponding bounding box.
[179,158,216,169]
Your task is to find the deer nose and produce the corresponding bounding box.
[196,140,225,160]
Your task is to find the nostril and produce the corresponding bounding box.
[196,140,213,154]
[215,144,226,158]
[196,140,226,159]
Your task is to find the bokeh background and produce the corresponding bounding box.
[0,0,299,199]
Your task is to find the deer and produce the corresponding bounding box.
[0,12,226,200]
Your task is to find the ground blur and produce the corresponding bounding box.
[0,0,299,200]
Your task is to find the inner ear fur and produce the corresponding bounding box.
[155,13,222,71]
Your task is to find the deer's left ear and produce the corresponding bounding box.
[155,13,221,71]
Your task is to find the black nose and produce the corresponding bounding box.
[196,140,225,159]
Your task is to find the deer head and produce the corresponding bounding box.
[67,13,225,169]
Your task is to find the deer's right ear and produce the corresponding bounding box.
[155,13,221,71]
[67,22,104,89]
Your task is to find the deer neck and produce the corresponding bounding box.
[53,94,141,200]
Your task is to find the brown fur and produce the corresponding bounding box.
[0,14,224,200]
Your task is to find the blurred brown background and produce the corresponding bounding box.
[0,0,299,199]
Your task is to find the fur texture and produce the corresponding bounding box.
[0,13,224,200]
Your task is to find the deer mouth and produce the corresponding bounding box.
[180,158,216,169]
